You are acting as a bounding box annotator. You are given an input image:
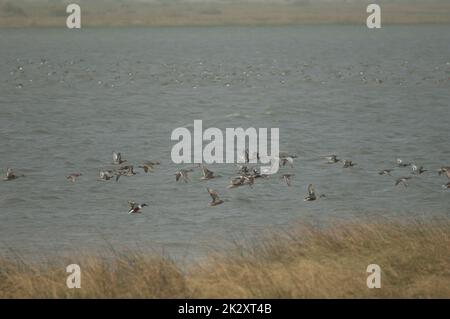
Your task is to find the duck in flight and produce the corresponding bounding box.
[112,151,126,165]
[438,166,450,179]
[395,176,412,187]
[66,173,82,183]
[250,167,267,179]
[280,157,294,168]
[116,165,137,181]
[3,168,24,181]
[397,158,411,167]
[139,161,160,173]
[128,201,137,210]
[99,170,115,181]
[378,169,393,176]
[342,160,356,168]
[228,175,254,189]
[206,188,224,206]
[279,152,297,168]
[128,203,148,214]
[242,148,260,164]
[199,164,217,180]
[175,168,193,183]
[304,184,326,201]
[281,174,294,186]
[411,164,427,175]
[325,154,340,164]
[236,165,250,175]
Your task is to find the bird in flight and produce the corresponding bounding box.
[127,203,148,214]
[206,188,224,206]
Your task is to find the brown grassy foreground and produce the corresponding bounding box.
[0,219,449,298]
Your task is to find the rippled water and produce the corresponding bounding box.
[0,26,449,259]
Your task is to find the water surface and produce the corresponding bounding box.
[1,26,449,259]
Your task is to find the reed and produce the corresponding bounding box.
[0,218,449,298]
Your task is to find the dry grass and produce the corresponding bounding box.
[0,219,449,298]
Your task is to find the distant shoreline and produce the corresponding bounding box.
[1,3,450,27]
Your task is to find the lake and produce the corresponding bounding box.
[0,26,449,260]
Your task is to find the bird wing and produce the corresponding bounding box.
[200,165,208,177]
[207,188,220,201]
[6,168,14,178]
[285,176,292,186]
[279,151,289,158]
[181,170,190,180]
[308,184,315,196]
[203,166,214,178]
[230,176,244,185]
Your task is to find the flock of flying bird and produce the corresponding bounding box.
[3,151,450,214]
